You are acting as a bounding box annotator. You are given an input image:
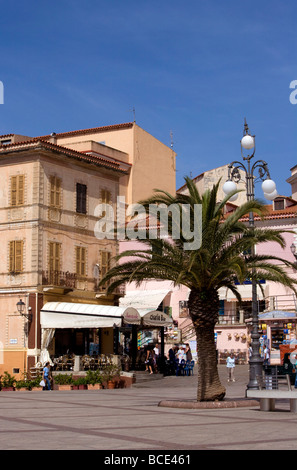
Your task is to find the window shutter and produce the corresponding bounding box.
[75,246,86,276]
[50,176,61,207]
[11,176,17,206]
[9,241,14,272]
[49,242,61,272]
[11,175,24,206]
[100,251,111,278]
[18,175,24,205]
[55,177,61,207]
[9,241,23,273]
[15,241,23,272]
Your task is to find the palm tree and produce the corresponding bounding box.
[100,177,297,401]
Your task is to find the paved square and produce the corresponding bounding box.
[0,366,296,451]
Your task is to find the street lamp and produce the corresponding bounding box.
[223,119,278,390]
[16,299,32,321]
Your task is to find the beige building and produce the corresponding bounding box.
[177,164,247,206]
[0,123,176,377]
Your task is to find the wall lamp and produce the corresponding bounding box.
[16,299,32,321]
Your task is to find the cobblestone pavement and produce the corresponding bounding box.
[0,365,297,451]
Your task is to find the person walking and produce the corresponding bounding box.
[42,362,52,391]
[263,345,270,365]
[226,352,236,382]
[146,346,155,374]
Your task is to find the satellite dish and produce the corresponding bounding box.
[290,350,297,365]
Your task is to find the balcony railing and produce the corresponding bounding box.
[41,270,125,296]
[42,270,77,289]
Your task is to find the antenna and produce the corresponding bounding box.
[129,107,136,123]
[170,130,174,149]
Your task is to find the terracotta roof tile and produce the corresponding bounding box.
[38,122,134,140]
[0,139,129,174]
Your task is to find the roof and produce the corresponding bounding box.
[239,204,297,222]
[38,122,134,140]
[0,139,129,174]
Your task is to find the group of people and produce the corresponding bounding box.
[168,344,193,364]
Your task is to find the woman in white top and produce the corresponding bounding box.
[226,353,236,382]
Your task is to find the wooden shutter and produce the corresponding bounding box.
[75,246,86,277]
[101,189,112,218]
[11,175,24,206]
[50,176,61,207]
[9,241,23,273]
[100,251,111,278]
[18,175,24,205]
[49,242,60,272]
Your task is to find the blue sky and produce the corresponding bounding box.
[0,0,296,197]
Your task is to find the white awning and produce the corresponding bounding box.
[40,302,173,328]
[219,285,264,302]
[40,302,140,329]
[119,289,171,310]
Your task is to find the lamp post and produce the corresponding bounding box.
[223,120,278,390]
[16,299,32,322]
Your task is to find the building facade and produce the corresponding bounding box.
[0,123,176,377]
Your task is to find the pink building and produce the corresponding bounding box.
[119,184,297,366]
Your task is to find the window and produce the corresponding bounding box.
[49,242,61,276]
[99,250,111,281]
[274,199,285,211]
[50,176,61,208]
[76,183,87,214]
[11,175,24,206]
[101,189,111,205]
[9,240,23,273]
[100,189,112,218]
[75,246,86,277]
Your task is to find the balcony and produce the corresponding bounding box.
[42,270,77,289]
[41,270,125,297]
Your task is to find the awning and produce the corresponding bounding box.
[219,284,264,302]
[258,311,296,320]
[119,289,171,310]
[40,302,140,329]
[40,302,173,328]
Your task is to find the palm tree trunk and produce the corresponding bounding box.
[189,288,226,401]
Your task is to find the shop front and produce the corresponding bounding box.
[39,301,172,371]
[259,311,297,364]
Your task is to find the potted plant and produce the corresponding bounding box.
[30,376,43,391]
[101,364,121,389]
[53,374,73,390]
[15,380,30,391]
[86,370,103,390]
[1,371,16,391]
[72,376,87,390]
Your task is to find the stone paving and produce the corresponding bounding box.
[0,365,297,451]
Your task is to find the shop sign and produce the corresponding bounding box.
[122,308,141,325]
[142,311,172,326]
